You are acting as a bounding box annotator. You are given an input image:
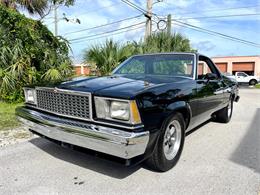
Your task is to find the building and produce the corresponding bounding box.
[74,63,91,75]
[211,55,260,76]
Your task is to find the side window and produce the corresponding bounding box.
[152,60,193,76]
[198,56,219,80]
[237,72,246,77]
[117,59,145,74]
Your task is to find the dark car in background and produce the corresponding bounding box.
[16,52,239,172]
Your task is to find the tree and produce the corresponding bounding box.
[0,0,74,16]
[139,32,195,53]
[0,5,72,102]
[84,40,132,75]
[84,32,196,76]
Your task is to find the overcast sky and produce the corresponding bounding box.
[30,0,260,63]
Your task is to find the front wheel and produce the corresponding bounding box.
[249,79,257,86]
[214,98,233,123]
[146,113,185,172]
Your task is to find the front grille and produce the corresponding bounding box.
[36,88,91,120]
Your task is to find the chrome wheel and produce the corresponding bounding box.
[163,120,182,160]
[227,100,232,118]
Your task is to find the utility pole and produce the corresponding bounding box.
[145,0,153,39]
[54,4,58,36]
[167,14,172,35]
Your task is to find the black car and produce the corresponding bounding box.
[16,52,239,172]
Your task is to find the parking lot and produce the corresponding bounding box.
[0,88,259,195]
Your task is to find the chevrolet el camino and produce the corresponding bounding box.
[16,52,239,171]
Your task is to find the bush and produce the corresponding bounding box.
[0,5,73,102]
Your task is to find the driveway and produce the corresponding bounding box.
[0,88,259,195]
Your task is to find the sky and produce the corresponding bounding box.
[26,0,260,64]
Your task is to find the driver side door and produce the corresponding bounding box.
[194,55,224,125]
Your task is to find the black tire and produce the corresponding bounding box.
[146,113,185,172]
[215,98,233,123]
[249,79,257,86]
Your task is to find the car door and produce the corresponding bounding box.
[236,72,248,83]
[193,55,224,125]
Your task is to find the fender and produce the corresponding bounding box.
[166,101,192,129]
[142,101,192,161]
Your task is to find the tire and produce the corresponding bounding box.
[249,79,257,86]
[215,98,233,123]
[146,113,185,172]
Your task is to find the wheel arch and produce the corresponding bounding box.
[143,101,192,161]
[166,101,192,130]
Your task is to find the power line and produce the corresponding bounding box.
[69,21,145,42]
[76,2,120,15]
[162,2,260,16]
[71,25,144,44]
[173,21,260,47]
[44,2,122,20]
[178,13,260,20]
[63,15,143,36]
[172,20,260,48]
[121,0,146,14]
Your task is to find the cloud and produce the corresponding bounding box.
[23,0,260,63]
[193,40,216,51]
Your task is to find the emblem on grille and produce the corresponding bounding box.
[53,88,58,93]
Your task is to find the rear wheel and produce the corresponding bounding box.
[146,113,185,172]
[249,79,257,85]
[215,98,233,123]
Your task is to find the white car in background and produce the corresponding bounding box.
[225,72,260,85]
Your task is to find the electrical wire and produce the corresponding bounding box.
[74,2,121,16]
[121,0,147,14]
[177,13,260,20]
[162,1,260,16]
[172,20,260,48]
[45,2,122,20]
[63,14,143,36]
[69,21,145,42]
[70,25,144,44]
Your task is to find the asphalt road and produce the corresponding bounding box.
[0,88,260,195]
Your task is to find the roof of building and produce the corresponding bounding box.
[212,55,260,58]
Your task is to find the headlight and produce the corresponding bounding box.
[24,88,36,104]
[94,97,141,124]
[110,101,130,120]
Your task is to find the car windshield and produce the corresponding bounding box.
[113,54,195,78]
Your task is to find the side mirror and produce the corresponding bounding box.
[206,73,218,80]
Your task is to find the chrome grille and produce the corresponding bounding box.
[36,88,91,120]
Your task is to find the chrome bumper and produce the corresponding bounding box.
[16,107,149,159]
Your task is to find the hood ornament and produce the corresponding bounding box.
[144,81,150,87]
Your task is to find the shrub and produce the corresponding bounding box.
[0,5,73,102]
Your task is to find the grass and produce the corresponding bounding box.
[0,102,23,131]
[255,84,260,89]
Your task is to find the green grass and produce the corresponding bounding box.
[0,102,23,131]
[255,84,260,89]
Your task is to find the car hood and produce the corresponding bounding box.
[58,75,189,99]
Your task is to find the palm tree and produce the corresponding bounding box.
[83,32,195,76]
[84,40,132,76]
[0,0,74,16]
[0,0,48,16]
[140,32,195,53]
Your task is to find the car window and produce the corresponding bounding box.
[197,56,219,80]
[153,60,193,76]
[114,54,195,77]
[237,72,246,77]
[117,59,145,74]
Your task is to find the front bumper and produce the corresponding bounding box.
[16,107,149,159]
